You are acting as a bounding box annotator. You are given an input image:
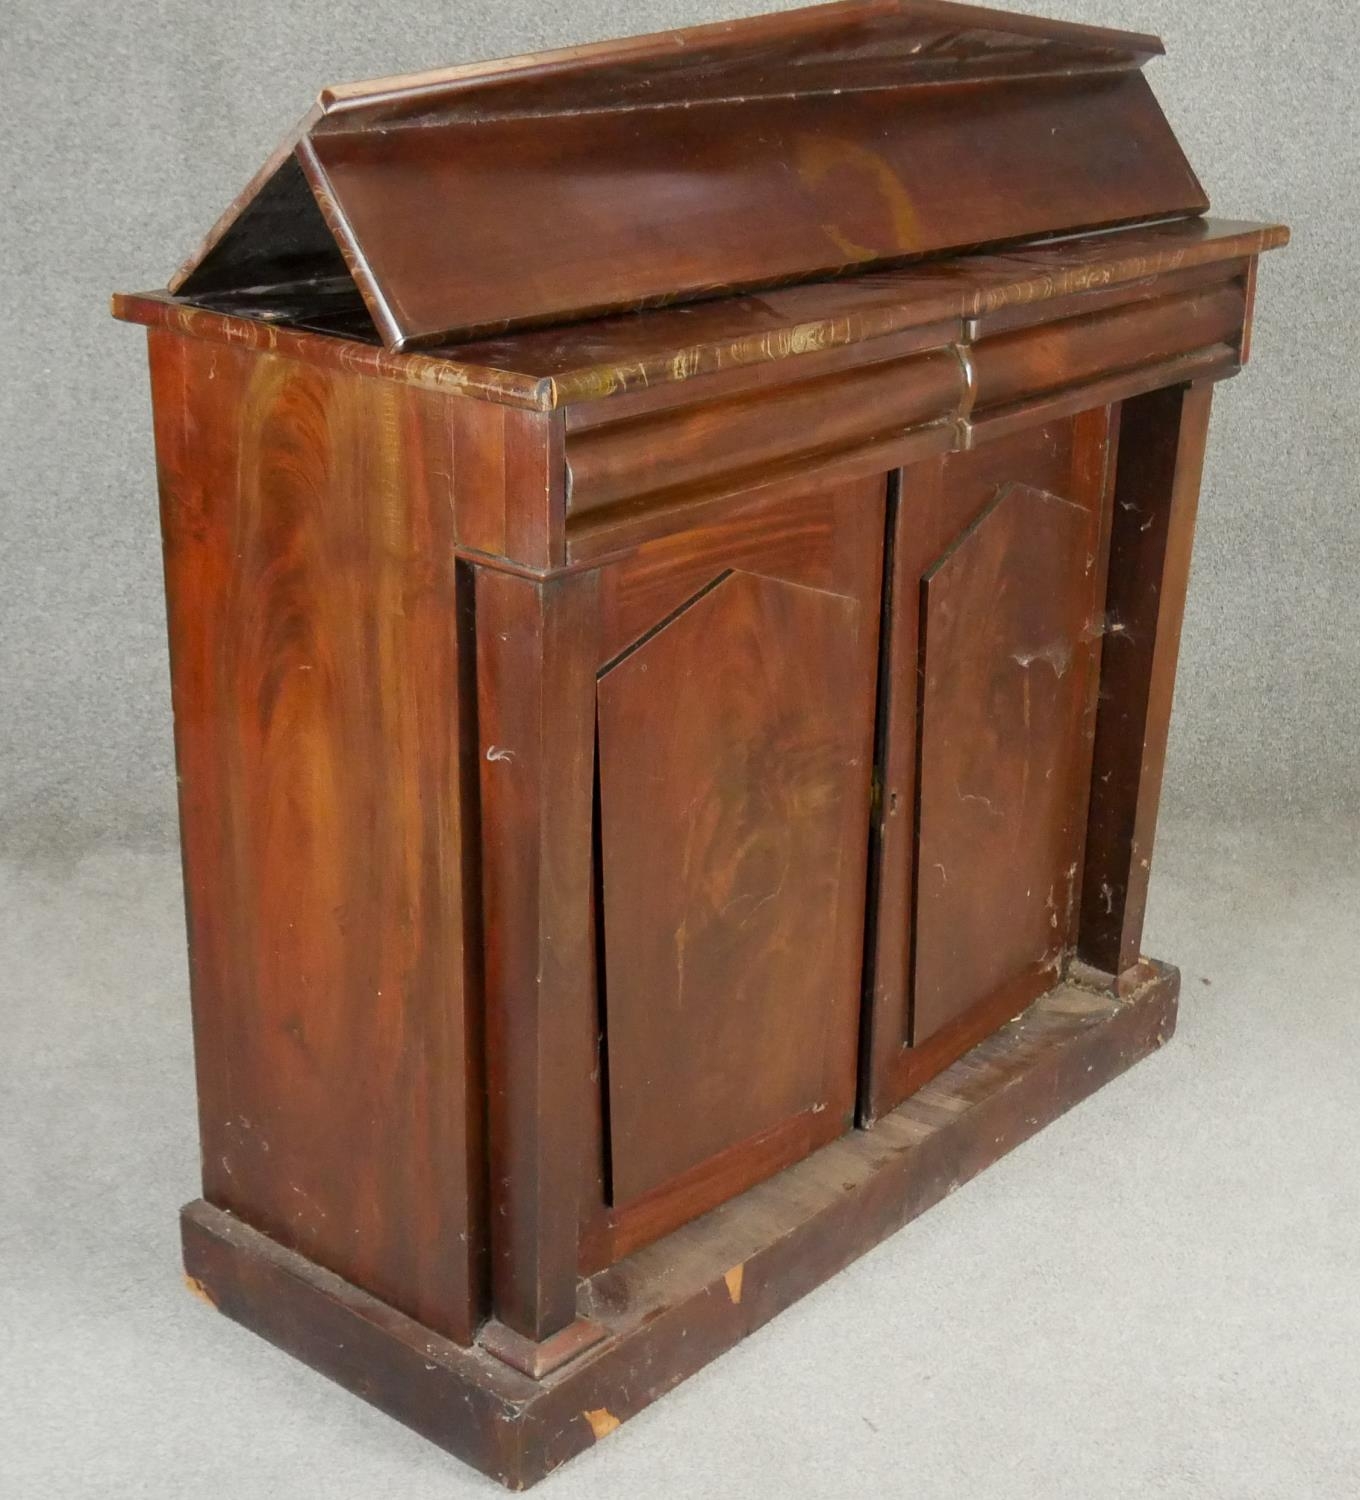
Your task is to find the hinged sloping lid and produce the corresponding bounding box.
[171,0,1207,351]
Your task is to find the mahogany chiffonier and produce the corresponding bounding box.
[112,1,1287,1487]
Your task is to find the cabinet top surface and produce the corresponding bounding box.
[115,216,1289,411]
[135,2,1227,352]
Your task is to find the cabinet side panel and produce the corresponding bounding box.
[146,329,483,1343]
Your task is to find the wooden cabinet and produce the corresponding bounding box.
[113,1,1286,1488]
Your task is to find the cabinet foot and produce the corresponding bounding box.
[478,1316,608,1379]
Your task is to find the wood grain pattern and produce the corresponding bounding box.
[556,265,1248,553]
[970,282,1246,413]
[912,481,1099,1042]
[165,0,1168,323]
[315,1,1165,124]
[964,256,1247,339]
[111,289,549,406]
[451,219,1282,407]
[113,219,1286,421]
[567,350,962,520]
[861,412,1114,1118]
[584,474,886,1256]
[167,3,1200,348]
[299,69,1205,348]
[147,328,483,1343]
[597,571,869,1203]
[592,476,887,662]
[473,569,601,1342]
[453,400,564,571]
[565,422,952,568]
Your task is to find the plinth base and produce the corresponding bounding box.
[181,961,1179,1490]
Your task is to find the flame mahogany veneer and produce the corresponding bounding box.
[112,1,1286,1486]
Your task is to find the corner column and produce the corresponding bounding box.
[1078,380,1215,981]
[472,565,606,1376]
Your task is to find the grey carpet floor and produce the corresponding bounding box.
[3,815,1357,1498]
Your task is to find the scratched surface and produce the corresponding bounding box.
[117,219,1286,412]
[914,480,1102,1042]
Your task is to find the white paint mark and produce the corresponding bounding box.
[1013,641,1072,677]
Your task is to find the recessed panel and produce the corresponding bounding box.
[912,481,1099,1043]
[597,568,872,1206]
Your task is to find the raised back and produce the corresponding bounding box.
[172,0,1206,350]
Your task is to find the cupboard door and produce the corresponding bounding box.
[862,413,1115,1119]
[913,482,1096,1042]
[584,475,885,1259]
